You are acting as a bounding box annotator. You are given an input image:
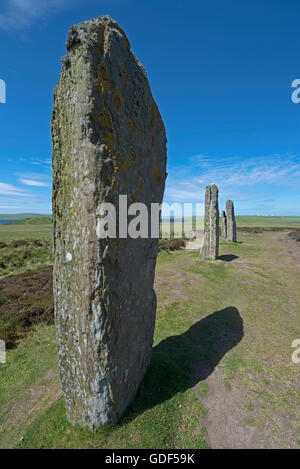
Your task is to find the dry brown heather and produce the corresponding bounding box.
[52,16,167,430]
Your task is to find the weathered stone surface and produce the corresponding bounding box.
[226,200,237,242]
[200,185,219,260]
[221,210,227,241]
[52,15,167,431]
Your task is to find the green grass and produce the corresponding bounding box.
[12,216,52,225]
[0,214,48,221]
[235,216,300,227]
[0,239,52,277]
[0,325,59,449]
[1,214,299,243]
[0,220,300,448]
[0,224,52,241]
[0,215,52,241]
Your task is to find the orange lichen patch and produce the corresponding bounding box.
[100,62,109,80]
[112,159,120,175]
[96,32,104,57]
[151,134,155,148]
[112,88,124,112]
[123,36,130,54]
[150,99,161,128]
[130,194,140,204]
[103,24,111,53]
[128,146,136,162]
[111,238,123,248]
[127,118,135,137]
[111,175,117,190]
[98,108,115,150]
[102,130,115,149]
[150,163,162,183]
[93,62,110,94]
[138,180,143,193]
[120,64,129,86]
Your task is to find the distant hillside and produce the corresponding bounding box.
[0,214,51,221]
[13,216,52,225]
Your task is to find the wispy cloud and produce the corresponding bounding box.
[0,204,24,210]
[17,171,51,188]
[31,158,52,167]
[0,182,30,197]
[0,0,71,30]
[165,153,300,203]
[19,178,50,187]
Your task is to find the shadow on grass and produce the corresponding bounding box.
[120,306,243,425]
[218,254,239,262]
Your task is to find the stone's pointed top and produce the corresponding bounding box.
[65,15,130,53]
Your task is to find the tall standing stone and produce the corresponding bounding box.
[200,185,219,260]
[52,16,167,431]
[221,210,227,241]
[226,200,237,242]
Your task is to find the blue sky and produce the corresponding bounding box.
[1,0,300,215]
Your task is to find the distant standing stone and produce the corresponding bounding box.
[226,200,237,242]
[200,185,219,260]
[221,210,227,241]
[52,16,167,431]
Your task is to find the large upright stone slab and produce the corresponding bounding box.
[221,210,227,241]
[200,185,219,260]
[226,200,237,242]
[52,16,167,431]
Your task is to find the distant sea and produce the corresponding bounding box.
[0,220,20,225]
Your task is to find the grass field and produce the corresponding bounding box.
[235,216,300,228]
[0,216,52,241]
[0,216,299,448]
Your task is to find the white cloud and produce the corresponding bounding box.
[16,171,51,188]
[0,182,30,197]
[165,153,300,203]
[0,0,70,30]
[19,178,50,187]
[0,205,23,210]
[31,158,52,167]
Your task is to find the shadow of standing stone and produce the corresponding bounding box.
[119,307,243,424]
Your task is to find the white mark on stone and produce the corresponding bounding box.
[96,218,101,239]
[66,252,72,262]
